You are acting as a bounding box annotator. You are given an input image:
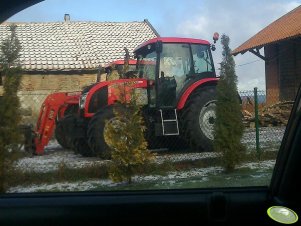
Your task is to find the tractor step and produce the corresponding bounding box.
[159,109,179,136]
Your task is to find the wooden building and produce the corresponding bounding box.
[233,5,301,104]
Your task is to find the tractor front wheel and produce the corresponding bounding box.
[87,107,114,159]
[55,115,74,149]
[72,137,93,157]
[181,86,217,152]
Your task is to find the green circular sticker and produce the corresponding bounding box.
[267,206,298,224]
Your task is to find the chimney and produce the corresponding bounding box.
[64,14,70,22]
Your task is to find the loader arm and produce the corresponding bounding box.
[34,92,80,154]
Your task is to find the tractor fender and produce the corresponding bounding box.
[177,77,219,110]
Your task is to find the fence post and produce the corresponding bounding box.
[254,87,261,158]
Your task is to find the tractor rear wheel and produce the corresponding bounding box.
[181,86,216,151]
[87,106,114,159]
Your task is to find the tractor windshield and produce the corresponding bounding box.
[160,43,214,94]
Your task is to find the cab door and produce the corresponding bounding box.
[156,43,191,108]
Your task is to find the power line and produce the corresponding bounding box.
[236,59,261,67]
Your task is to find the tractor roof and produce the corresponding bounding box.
[134,37,210,52]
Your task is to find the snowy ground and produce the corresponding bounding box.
[242,126,285,150]
[14,140,221,173]
[14,126,283,173]
[15,144,110,173]
[8,127,282,193]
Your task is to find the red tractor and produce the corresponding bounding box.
[27,36,220,157]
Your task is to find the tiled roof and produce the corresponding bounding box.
[232,5,301,55]
[0,20,159,71]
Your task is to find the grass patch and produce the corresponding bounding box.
[5,163,109,188]
[6,146,32,162]
[243,150,278,162]
[90,167,274,191]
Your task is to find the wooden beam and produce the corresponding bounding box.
[249,49,267,61]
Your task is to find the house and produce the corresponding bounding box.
[0,16,159,120]
[232,5,301,104]
[0,17,159,92]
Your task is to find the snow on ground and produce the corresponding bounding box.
[14,140,110,173]
[242,126,285,150]
[14,151,110,173]
[14,130,279,173]
[237,160,276,170]
[133,166,223,182]
[14,140,221,173]
[16,143,277,173]
[7,179,116,193]
[154,152,221,164]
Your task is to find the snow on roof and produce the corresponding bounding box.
[0,20,159,71]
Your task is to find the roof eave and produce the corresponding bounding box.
[144,19,160,37]
[23,68,98,74]
[232,34,301,56]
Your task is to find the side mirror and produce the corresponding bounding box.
[213,32,219,43]
[211,32,219,51]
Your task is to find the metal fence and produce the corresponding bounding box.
[238,88,293,153]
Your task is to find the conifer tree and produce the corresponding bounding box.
[104,84,155,184]
[0,24,22,192]
[213,34,245,172]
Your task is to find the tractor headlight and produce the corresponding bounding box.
[79,93,88,109]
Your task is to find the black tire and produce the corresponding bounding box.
[164,136,189,151]
[55,120,70,149]
[72,137,93,157]
[181,86,217,151]
[87,106,114,159]
[23,127,36,155]
[54,115,74,149]
[63,104,79,117]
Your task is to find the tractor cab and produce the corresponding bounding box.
[134,37,218,138]
[134,37,216,108]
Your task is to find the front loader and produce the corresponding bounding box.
[23,92,80,154]
[24,60,137,155]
